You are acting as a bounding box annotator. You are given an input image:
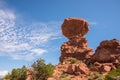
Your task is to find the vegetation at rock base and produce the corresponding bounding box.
[31,59,54,80]
[70,58,78,64]
[88,66,120,80]
[105,66,120,80]
[59,73,70,80]
[5,65,27,80]
[88,72,105,80]
[4,59,54,80]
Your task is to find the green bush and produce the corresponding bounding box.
[5,65,27,80]
[88,72,100,80]
[59,73,70,80]
[4,59,54,80]
[31,59,54,80]
[105,66,120,80]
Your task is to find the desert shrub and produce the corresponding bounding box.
[59,73,70,80]
[88,72,102,80]
[4,65,27,80]
[70,58,77,64]
[31,59,54,80]
[105,66,120,80]
[59,73,67,79]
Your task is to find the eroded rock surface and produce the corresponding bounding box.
[60,35,93,62]
[60,18,93,62]
[62,18,89,39]
[48,18,120,80]
[91,39,120,62]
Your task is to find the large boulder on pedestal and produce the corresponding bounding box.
[62,18,89,39]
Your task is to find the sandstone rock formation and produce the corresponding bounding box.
[49,18,93,80]
[89,39,120,73]
[91,39,120,62]
[48,18,120,80]
[66,61,90,75]
[60,18,93,62]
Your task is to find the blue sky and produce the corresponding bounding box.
[0,0,120,77]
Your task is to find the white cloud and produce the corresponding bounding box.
[0,43,31,52]
[31,49,47,55]
[0,1,61,60]
[0,70,8,77]
[0,10,15,33]
[11,52,35,60]
[0,9,61,60]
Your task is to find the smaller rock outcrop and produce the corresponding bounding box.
[90,39,120,73]
[91,39,120,63]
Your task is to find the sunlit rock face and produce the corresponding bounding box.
[60,18,93,62]
[48,18,120,80]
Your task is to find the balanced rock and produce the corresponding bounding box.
[91,39,120,62]
[62,18,89,39]
[60,18,93,62]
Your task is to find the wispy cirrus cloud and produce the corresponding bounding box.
[0,1,62,60]
[0,10,15,32]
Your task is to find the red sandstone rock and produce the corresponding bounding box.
[60,34,93,62]
[50,18,120,79]
[47,78,56,80]
[62,18,89,39]
[60,18,93,62]
[67,64,76,74]
[90,66,100,72]
[91,39,120,62]
[94,62,102,66]
[72,76,88,80]
[101,65,111,72]
[66,61,90,76]
[76,63,90,75]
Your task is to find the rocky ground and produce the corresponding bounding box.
[48,18,120,80]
